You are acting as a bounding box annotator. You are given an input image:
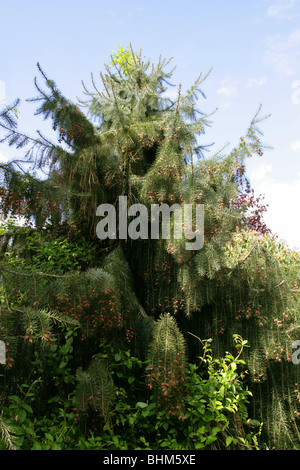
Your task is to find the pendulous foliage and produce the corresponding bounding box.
[0,45,299,450]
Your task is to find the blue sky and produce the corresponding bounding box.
[0,0,299,250]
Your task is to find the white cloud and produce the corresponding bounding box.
[264,29,300,77]
[0,80,5,101]
[291,141,300,152]
[163,87,181,100]
[267,0,297,19]
[0,151,8,163]
[245,77,267,88]
[253,172,300,250]
[216,76,239,108]
[250,163,273,181]
[217,76,239,98]
[289,29,300,45]
[217,86,237,98]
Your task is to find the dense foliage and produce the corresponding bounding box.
[0,46,299,450]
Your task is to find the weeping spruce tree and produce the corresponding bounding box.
[0,46,300,450]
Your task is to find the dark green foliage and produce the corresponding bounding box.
[75,357,115,415]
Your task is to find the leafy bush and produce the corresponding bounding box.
[0,330,263,450]
[25,234,96,273]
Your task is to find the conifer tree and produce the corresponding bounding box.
[0,46,299,449]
